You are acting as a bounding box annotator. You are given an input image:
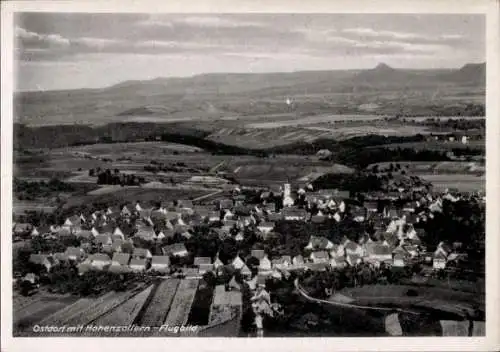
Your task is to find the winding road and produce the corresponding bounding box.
[294,279,420,315]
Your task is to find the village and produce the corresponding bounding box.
[12,174,486,336]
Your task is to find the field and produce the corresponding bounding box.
[206,122,434,149]
[369,140,485,152]
[139,279,180,326]
[13,293,79,333]
[419,174,485,192]
[366,161,485,174]
[61,141,203,155]
[92,285,154,326]
[164,279,199,326]
[61,187,211,210]
[338,284,484,317]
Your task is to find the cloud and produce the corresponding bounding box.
[342,27,466,44]
[135,15,265,29]
[342,27,424,40]
[73,37,124,49]
[16,26,70,48]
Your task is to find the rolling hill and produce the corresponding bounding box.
[14,63,485,126]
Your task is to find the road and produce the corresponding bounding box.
[294,279,419,315]
[192,189,225,202]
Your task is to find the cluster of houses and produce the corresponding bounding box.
[15,183,482,282]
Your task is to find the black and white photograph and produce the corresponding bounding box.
[1,1,499,350]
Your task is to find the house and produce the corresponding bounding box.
[329,256,342,268]
[311,215,326,224]
[364,242,392,263]
[213,256,224,271]
[351,207,367,222]
[110,239,125,253]
[267,212,282,222]
[329,244,345,259]
[218,199,234,211]
[364,201,379,213]
[64,215,81,229]
[23,273,39,285]
[305,236,334,251]
[87,253,112,270]
[258,255,272,272]
[198,263,214,275]
[78,262,93,275]
[111,253,131,267]
[344,240,364,257]
[282,207,307,221]
[30,225,50,237]
[292,255,305,268]
[232,255,245,270]
[107,206,120,215]
[162,243,188,257]
[95,234,112,246]
[113,227,125,239]
[346,254,362,266]
[208,211,221,223]
[310,251,329,264]
[433,252,447,270]
[53,252,69,262]
[250,249,265,261]
[257,222,275,234]
[90,227,100,237]
[133,248,152,259]
[64,247,86,262]
[177,199,194,211]
[240,264,252,278]
[305,262,328,272]
[29,254,56,272]
[150,256,170,272]
[194,257,212,266]
[121,205,133,216]
[129,258,148,272]
[76,230,93,241]
[332,212,342,222]
[136,226,157,241]
[435,241,452,258]
[393,253,407,267]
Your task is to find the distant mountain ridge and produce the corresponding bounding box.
[14,62,485,126]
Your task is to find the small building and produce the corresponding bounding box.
[194,257,212,266]
[150,255,170,272]
[64,247,86,262]
[292,255,305,268]
[258,255,272,272]
[232,255,245,270]
[129,258,148,272]
[29,254,56,272]
[198,263,214,275]
[346,254,362,267]
[305,236,334,251]
[393,253,406,267]
[87,253,112,270]
[310,251,329,264]
[162,243,188,257]
[133,248,152,259]
[111,253,131,267]
[257,222,275,234]
[433,253,447,270]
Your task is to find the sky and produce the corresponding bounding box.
[14,13,485,91]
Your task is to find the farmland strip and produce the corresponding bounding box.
[139,279,180,326]
[37,296,99,326]
[92,285,154,326]
[164,279,199,326]
[64,289,141,326]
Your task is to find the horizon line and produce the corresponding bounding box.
[15,61,486,94]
